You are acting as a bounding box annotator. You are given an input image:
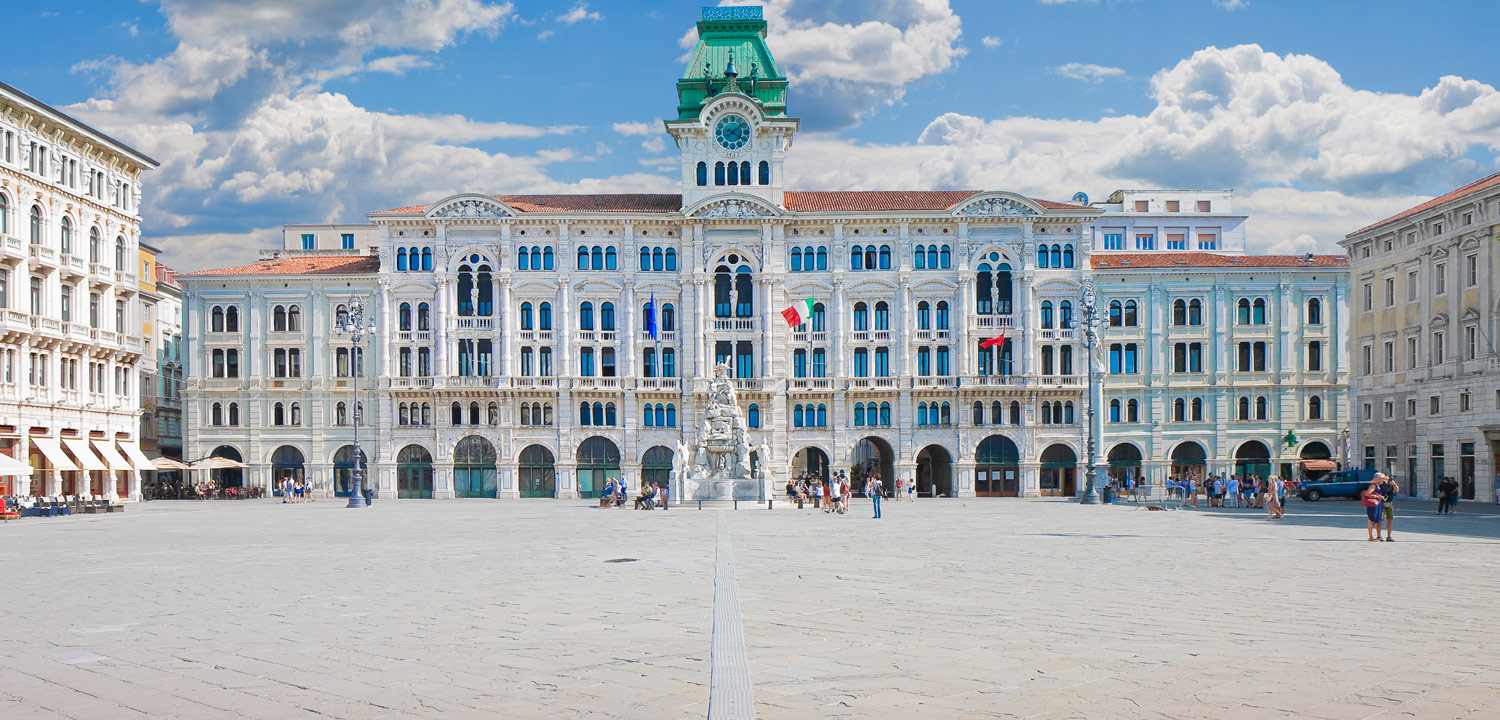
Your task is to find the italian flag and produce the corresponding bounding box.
[979,334,1007,349]
[782,297,816,328]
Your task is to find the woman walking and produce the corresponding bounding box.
[1264,476,1283,520]
[1361,479,1384,541]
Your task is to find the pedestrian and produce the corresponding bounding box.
[869,477,882,519]
[281,478,290,504]
[828,479,841,514]
[660,483,669,510]
[1437,476,1458,514]
[1263,478,1279,520]
[1360,479,1384,541]
[816,480,826,512]
[1376,472,1399,541]
[1226,475,1240,509]
[907,477,916,502]
[1183,476,1196,508]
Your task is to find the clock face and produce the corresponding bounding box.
[714,114,751,152]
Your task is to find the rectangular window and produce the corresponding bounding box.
[1431,444,1445,497]
[1383,341,1394,373]
[1361,345,1372,375]
[1407,398,1416,417]
[1432,331,1444,365]
[1362,283,1372,311]
[1466,326,1478,361]
[1166,233,1186,250]
[1460,392,1471,412]
[1362,403,1371,420]
[1407,270,1418,301]
[1133,200,1149,212]
[1434,263,1446,295]
[1384,277,1394,307]
[1466,254,1478,287]
[1165,200,1180,212]
[1407,336,1418,369]
[1430,395,1441,415]
[1196,233,1217,250]
[1134,234,1155,250]
[1103,233,1123,250]
[1196,200,1211,212]
[1309,341,1323,372]
[341,233,354,250]
[812,349,826,377]
[1464,211,1474,226]
[301,234,315,250]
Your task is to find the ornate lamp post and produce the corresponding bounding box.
[338,295,370,508]
[1079,280,1105,504]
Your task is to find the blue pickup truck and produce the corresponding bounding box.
[1297,469,1383,501]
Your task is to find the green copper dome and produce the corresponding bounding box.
[676,6,787,120]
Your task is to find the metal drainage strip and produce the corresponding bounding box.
[708,512,755,720]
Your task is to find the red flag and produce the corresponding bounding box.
[979,334,1006,349]
[781,306,803,328]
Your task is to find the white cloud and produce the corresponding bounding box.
[1214,0,1249,10]
[557,3,600,24]
[981,35,1002,48]
[690,0,967,130]
[612,121,656,136]
[536,29,556,40]
[641,136,666,153]
[1054,62,1125,83]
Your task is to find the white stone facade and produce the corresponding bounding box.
[1342,172,1500,501]
[0,80,158,498]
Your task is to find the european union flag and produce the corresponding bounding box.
[645,293,658,340]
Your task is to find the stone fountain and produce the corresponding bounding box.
[675,363,765,504]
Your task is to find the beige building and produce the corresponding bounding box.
[1342,171,1500,501]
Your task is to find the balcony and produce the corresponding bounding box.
[449,317,495,331]
[511,376,558,389]
[115,270,138,287]
[1,310,29,334]
[849,330,894,343]
[971,314,1015,330]
[57,253,87,278]
[912,376,957,389]
[713,318,756,332]
[1038,328,1076,342]
[964,374,1023,388]
[28,244,57,267]
[123,336,145,353]
[517,330,554,343]
[31,316,63,336]
[791,330,828,343]
[640,330,677,342]
[89,263,112,284]
[389,377,435,389]
[66,322,91,342]
[395,330,433,343]
[447,376,498,388]
[788,378,835,391]
[574,376,622,391]
[636,377,681,391]
[92,328,121,346]
[1036,375,1085,387]
[847,377,899,391]
[0,234,22,262]
[733,378,768,392]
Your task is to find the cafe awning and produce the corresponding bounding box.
[0,453,32,476]
[118,441,157,471]
[1300,459,1338,471]
[63,438,109,472]
[29,437,79,472]
[92,440,132,472]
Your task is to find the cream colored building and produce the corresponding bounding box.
[0,80,159,498]
[1342,172,1500,501]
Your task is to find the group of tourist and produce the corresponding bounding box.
[279,478,316,503]
[784,471,854,514]
[597,478,668,510]
[1360,473,1401,541]
[1164,473,1290,518]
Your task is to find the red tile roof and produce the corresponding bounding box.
[372,191,1090,215]
[186,255,380,277]
[1091,252,1348,269]
[1348,170,1500,237]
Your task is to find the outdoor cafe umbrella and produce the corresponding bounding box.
[151,457,191,471]
[189,456,247,471]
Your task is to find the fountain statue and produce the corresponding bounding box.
[678,363,762,502]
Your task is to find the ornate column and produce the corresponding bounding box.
[759,277,773,377]
[955,278,970,377]
[831,279,846,378]
[499,277,513,376]
[434,275,450,380]
[1019,272,1034,376]
[895,279,911,376]
[696,278,710,377]
[621,281,636,376]
[377,280,392,383]
[557,282,572,379]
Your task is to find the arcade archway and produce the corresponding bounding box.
[975,435,1020,497]
[916,445,953,497]
[791,446,829,481]
[576,436,621,499]
[270,445,304,497]
[642,446,674,491]
[1170,441,1206,484]
[453,436,497,498]
[1039,443,1077,496]
[851,437,894,495]
[519,445,555,497]
[397,445,434,498]
[1107,443,1142,486]
[1234,440,1272,481]
[1298,441,1335,481]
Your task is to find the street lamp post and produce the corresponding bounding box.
[1079,280,1104,505]
[339,295,369,509]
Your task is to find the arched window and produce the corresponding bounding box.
[854,403,866,426]
[696,161,708,186]
[640,247,651,271]
[605,246,617,270]
[1307,297,1322,324]
[1050,245,1063,269]
[758,161,769,185]
[748,403,760,428]
[939,245,951,268]
[421,248,432,271]
[225,306,239,332]
[1126,399,1138,423]
[1040,301,1054,329]
[1124,300,1138,327]
[790,247,802,272]
[666,404,676,427]
[591,246,604,270]
[853,302,868,331]
[1173,398,1186,422]
[816,247,828,270]
[601,302,615,331]
[1038,244,1050,268]
[878,245,891,269]
[665,248,677,271]
[1173,299,1187,326]
[59,216,71,254]
[1011,401,1022,425]
[1238,396,1251,420]
[211,403,223,426]
[29,205,41,244]
[727,160,739,185]
[917,402,928,426]
[1191,397,1203,421]
[914,245,926,270]
[520,302,533,330]
[939,402,951,425]
[576,246,588,270]
[469,402,480,426]
[272,305,287,332]
[542,247,554,269]
[89,226,100,263]
[1189,298,1203,325]
[916,301,930,330]
[290,403,302,426]
[397,247,408,271]
[936,301,949,330]
[518,247,530,270]
[850,246,863,270]
[879,402,891,426]
[606,402,618,426]
[539,302,552,330]
[652,248,664,271]
[1109,399,1121,423]
[116,236,126,269]
[1309,395,1323,420]
[1252,298,1266,324]
[399,303,412,331]
[579,401,591,426]
[1041,402,1053,424]
[1063,402,1074,424]
[287,305,301,331]
[1255,396,1268,420]
[593,402,606,426]
[228,403,240,425]
[817,403,827,427]
[399,403,410,426]
[488,402,499,425]
[1237,298,1251,324]
[874,302,889,331]
[1062,244,1075,268]
[273,402,285,426]
[579,302,594,330]
[1060,301,1073,329]
[1109,300,1122,327]
[0,193,6,235]
[972,401,984,425]
[714,161,726,185]
[739,161,750,185]
[662,304,675,332]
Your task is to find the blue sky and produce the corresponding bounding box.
[4,0,1498,269]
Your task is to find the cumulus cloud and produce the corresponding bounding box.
[557,3,601,24]
[612,121,656,136]
[1053,62,1125,82]
[1214,0,1249,10]
[981,35,1002,48]
[689,0,966,130]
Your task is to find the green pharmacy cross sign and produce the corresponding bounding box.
[1284,430,1298,449]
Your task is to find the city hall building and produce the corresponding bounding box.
[182,7,1350,500]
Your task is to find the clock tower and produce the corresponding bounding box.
[666,6,799,209]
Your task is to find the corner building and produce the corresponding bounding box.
[183,7,1349,500]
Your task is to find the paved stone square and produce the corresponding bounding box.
[3,498,1499,719]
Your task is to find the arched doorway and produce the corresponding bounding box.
[975,435,1020,497]
[642,446,673,491]
[270,446,304,497]
[397,445,433,498]
[1169,441,1207,484]
[212,445,244,489]
[453,436,497,498]
[1298,441,1334,481]
[851,437,894,496]
[1107,444,1143,486]
[1235,440,1272,481]
[1039,444,1078,496]
[333,445,366,497]
[519,445,555,498]
[915,445,952,497]
[791,447,829,482]
[576,437,620,499]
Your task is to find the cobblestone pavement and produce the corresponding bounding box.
[2,497,1498,719]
